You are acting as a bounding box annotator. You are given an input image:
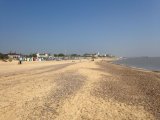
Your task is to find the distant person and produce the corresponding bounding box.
[18,57,22,64]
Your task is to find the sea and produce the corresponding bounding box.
[113,57,160,71]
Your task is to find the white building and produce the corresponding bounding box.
[36,53,49,61]
[8,53,21,59]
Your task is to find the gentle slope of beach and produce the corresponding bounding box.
[0,60,159,120]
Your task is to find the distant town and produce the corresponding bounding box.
[0,52,115,62]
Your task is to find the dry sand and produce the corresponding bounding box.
[0,59,159,120]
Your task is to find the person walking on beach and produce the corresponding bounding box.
[18,57,22,64]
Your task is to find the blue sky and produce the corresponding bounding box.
[0,0,159,56]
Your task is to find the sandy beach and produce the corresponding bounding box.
[0,59,159,120]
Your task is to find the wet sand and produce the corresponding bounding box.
[0,60,159,120]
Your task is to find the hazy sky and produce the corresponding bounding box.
[0,0,159,57]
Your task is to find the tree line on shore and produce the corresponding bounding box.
[0,53,8,61]
[0,52,114,62]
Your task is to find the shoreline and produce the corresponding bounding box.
[111,61,160,73]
